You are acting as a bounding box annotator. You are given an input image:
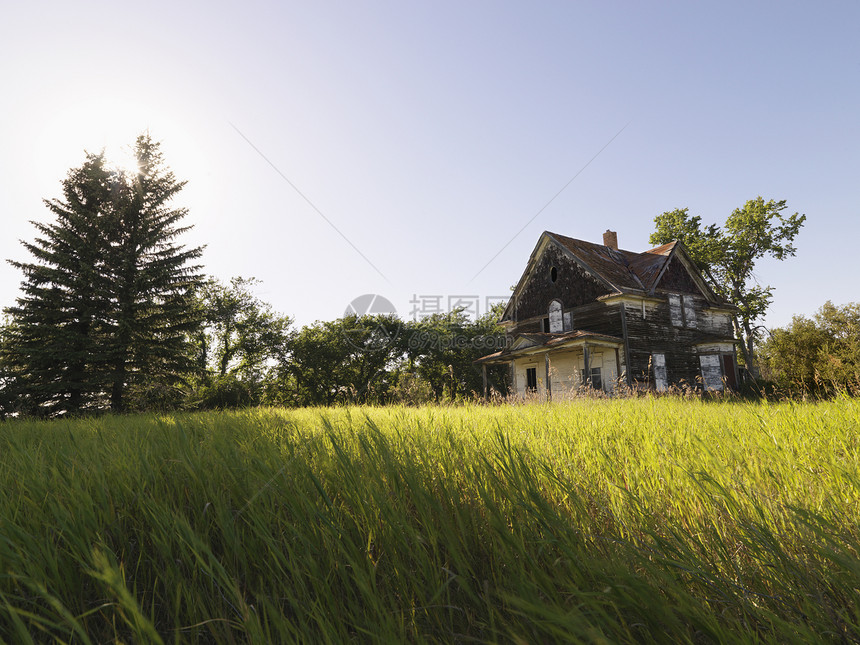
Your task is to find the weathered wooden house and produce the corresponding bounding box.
[477,230,739,397]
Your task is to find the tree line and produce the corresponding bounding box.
[185,277,509,411]
[757,301,860,397]
[0,134,850,416]
[0,135,507,418]
[1,273,509,416]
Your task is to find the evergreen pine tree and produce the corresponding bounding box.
[4,134,203,416]
[4,155,113,415]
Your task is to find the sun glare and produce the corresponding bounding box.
[103,144,141,178]
[34,97,200,192]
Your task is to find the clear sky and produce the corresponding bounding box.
[1,1,857,330]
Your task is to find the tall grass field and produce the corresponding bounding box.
[1,398,859,643]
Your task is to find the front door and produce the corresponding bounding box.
[722,355,737,390]
[526,367,537,392]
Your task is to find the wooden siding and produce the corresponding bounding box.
[623,294,734,387]
[656,255,702,295]
[514,243,612,322]
[698,307,733,336]
[512,349,620,399]
[512,300,625,339]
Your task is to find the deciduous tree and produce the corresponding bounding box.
[650,197,805,375]
[287,315,402,406]
[197,277,292,380]
[190,277,292,408]
[759,301,860,395]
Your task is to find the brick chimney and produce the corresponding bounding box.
[603,229,618,250]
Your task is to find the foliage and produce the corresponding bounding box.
[0,400,859,642]
[280,306,507,407]
[286,314,403,405]
[0,320,19,419]
[650,197,806,375]
[190,373,259,409]
[760,301,860,395]
[400,307,508,401]
[188,277,292,409]
[195,277,292,380]
[2,135,203,416]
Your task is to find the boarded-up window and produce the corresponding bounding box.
[668,294,683,327]
[699,354,723,391]
[548,300,563,333]
[563,311,572,331]
[669,293,697,328]
[682,295,697,328]
[652,353,668,391]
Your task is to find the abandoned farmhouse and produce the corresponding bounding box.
[477,230,740,397]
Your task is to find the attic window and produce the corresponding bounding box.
[549,266,558,283]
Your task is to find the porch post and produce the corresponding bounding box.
[482,364,488,400]
[583,343,591,388]
[545,353,552,401]
[620,303,633,385]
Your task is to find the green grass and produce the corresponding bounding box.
[1,398,859,643]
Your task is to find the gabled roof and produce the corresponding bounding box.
[506,231,725,309]
[549,233,648,292]
[621,241,676,292]
[500,231,731,324]
[548,232,698,296]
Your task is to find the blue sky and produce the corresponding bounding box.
[1,1,857,330]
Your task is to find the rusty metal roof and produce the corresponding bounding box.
[624,242,677,292]
[547,232,677,295]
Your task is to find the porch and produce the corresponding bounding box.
[476,330,626,400]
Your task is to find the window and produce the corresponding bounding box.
[668,294,683,326]
[669,294,697,328]
[652,353,668,391]
[526,367,537,392]
[699,354,723,391]
[549,266,558,283]
[580,367,602,390]
[548,300,563,333]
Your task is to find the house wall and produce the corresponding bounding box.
[512,348,620,399]
[551,349,619,395]
[547,351,582,397]
[512,300,626,341]
[623,292,735,389]
[513,356,544,398]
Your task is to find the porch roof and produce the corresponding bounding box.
[475,329,623,365]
